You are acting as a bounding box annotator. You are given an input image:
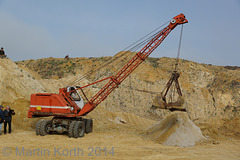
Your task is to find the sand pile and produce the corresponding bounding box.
[144,112,205,147]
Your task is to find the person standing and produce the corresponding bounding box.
[0,47,5,56]
[0,105,5,135]
[4,106,15,134]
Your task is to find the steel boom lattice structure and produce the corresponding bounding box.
[78,13,188,116]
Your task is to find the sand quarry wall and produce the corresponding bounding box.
[16,55,240,127]
[0,59,47,129]
[0,59,157,131]
[1,57,240,141]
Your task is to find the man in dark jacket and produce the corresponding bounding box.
[0,47,5,55]
[0,105,5,135]
[4,105,15,134]
[0,47,6,58]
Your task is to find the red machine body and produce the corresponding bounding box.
[28,13,188,119]
[29,93,71,117]
[28,87,81,117]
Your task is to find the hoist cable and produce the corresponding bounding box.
[170,24,184,102]
[174,24,183,71]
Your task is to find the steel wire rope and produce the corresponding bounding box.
[69,26,167,87]
[169,24,184,103]
[70,30,163,87]
[91,29,165,84]
[89,26,168,84]
[174,24,183,71]
[67,21,170,87]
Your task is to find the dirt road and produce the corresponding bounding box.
[0,129,239,160]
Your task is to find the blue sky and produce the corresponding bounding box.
[0,0,239,66]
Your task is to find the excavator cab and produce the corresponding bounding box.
[152,71,186,112]
[67,86,85,109]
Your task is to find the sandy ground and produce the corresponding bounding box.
[0,129,239,160]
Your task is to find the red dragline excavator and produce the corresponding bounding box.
[28,13,188,138]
